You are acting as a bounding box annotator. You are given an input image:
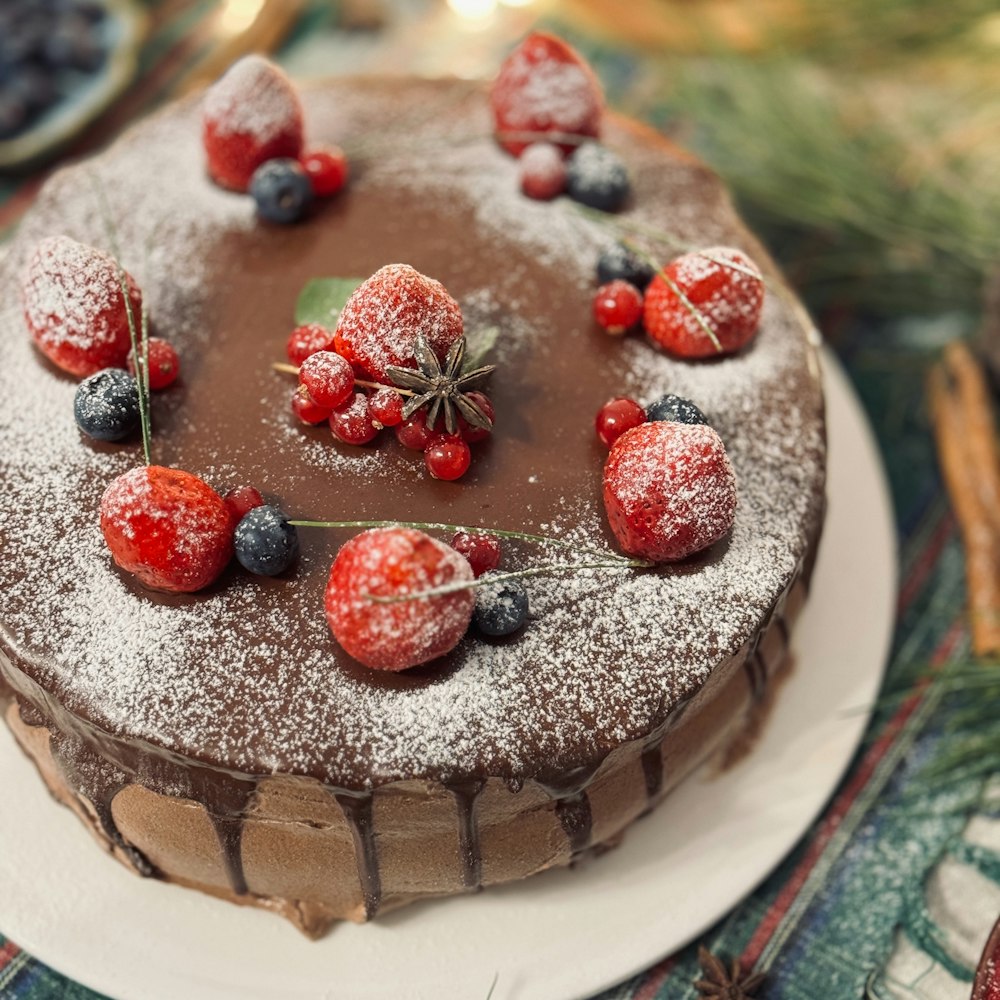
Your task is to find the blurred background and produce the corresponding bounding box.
[2,0,998,334]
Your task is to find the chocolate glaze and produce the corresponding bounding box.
[332,790,381,919]
[447,779,486,890]
[539,765,601,857]
[640,743,665,800]
[0,78,825,918]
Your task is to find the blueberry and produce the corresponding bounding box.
[473,573,529,637]
[234,505,299,576]
[249,159,314,224]
[74,368,140,441]
[597,242,654,290]
[645,394,709,426]
[566,142,630,212]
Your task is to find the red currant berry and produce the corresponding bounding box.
[286,323,335,365]
[594,280,643,335]
[596,397,646,448]
[223,484,265,526]
[301,146,349,197]
[291,387,332,425]
[395,410,436,451]
[127,337,180,390]
[425,435,471,481]
[299,350,354,409]
[329,391,379,445]
[459,391,495,444]
[519,142,567,201]
[369,387,404,428]
[451,530,502,577]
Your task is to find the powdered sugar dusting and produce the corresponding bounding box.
[491,39,601,138]
[335,263,464,380]
[325,528,474,671]
[22,235,140,374]
[202,54,302,142]
[604,422,737,561]
[0,80,824,788]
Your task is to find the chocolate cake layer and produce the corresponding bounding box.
[0,78,825,928]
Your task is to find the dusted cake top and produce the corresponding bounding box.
[0,78,824,788]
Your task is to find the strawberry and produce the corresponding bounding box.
[202,54,304,193]
[490,32,603,157]
[100,466,234,593]
[643,247,764,359]
[334,264,463,382]
[603,421,737,562]
[23,236,142,378]
[324,527,475,671]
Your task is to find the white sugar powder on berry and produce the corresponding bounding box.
[202,54,302,142]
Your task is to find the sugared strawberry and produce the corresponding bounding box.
[643,247,764,359]
[603,421,737,562]
[334,264,464,381]
[325,527,474,671]
[23,236,142,378]
[127,337,180,390]
[491,32,603,157]
[100,466,234,593]
[202,54,303,193]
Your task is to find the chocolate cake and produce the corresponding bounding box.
[0,66,825,936]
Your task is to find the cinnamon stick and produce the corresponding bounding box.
[929,340,1000,655]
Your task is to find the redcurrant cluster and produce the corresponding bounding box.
[285,324,496,481]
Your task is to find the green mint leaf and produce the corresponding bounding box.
[463,325,499,371]
[294,277,365,327]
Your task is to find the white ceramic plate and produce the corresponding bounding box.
[0,349,896,1000]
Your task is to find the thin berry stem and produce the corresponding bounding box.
[354,379,416,397]
[574,204,769,284]
[366,559,653,604]
[271,362,418,397]
[90,173,153,463]
[289,518,646,566]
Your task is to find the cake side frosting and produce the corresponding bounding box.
[0,78,825,790]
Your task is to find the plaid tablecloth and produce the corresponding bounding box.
[0,3,990,998]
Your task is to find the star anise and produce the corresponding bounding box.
[385,334,495,436]
[694,946,765,999]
